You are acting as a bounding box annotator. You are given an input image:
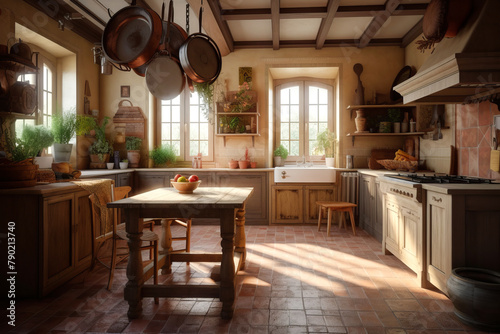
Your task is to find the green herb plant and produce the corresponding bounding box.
[314,129,337,157]
[126,136,142,151]
[51,111,77,144]
[387,108,402,123]
[6,125,54,162]
[273,144,289,160]
[149,145,177,167]
[89,117,113,161]
[194,82,214,122]
[76,115,97,136]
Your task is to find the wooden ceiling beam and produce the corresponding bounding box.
[271,0,280,50]
[234,38,402,49]
[316,0,341,50]
[358,0,402,48]
[187,0,233,56]
[222,4,426,20]
[401,18,423,47]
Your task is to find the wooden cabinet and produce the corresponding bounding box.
[382,192,424,284]
[0,185,92,297]
[116,172,133,187]
[425,190,451,293]
[424,187,500,295]
[216,172,268,224]
[135,171,171,192]
[271,184,337,224]
[359,174,383,242]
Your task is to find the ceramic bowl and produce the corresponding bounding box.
[170,180,201,194]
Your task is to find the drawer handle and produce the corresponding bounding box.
[432,196,442,203]
[281,171,286,179]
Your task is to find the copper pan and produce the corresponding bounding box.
[102,6,162,69]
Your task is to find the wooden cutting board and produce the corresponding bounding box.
[369,149,397,169]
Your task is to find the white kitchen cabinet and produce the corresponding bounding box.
[424,187,500,295]
[426,190,452,293]
[359,174,383,242]
[382,192,424,286]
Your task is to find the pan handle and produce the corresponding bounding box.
[199,1,203,34]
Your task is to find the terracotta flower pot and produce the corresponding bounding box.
[239,160,248,169]
[127,150,140,168]
[228,160,238,169]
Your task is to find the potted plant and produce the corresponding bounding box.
[51,111,77,162]
[21,125,55,168]
[387,108,402,133]
[89,117,113,168]
[126,136,142,168]
[76,115,97,136]
[273,144,288,167]
[1,124,55,188]
[119,159,129,169]
[314,129,337,167]
[149,144,176,167]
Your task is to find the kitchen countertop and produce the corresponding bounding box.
[81,168,274,178]
[422,183,500,194]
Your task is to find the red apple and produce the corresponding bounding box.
[188,175,199,182]
[174,174,182,182]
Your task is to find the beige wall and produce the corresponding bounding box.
[216,46,406,167]
[0,0,100,169]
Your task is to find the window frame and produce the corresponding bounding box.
[156,88,214,162]
[274,79,335,162]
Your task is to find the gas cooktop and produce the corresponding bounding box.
[385,173,493,184]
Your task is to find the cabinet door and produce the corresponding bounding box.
[383,196,399,255]
[272,186,303,223]
[304,185,337,223]
[136,172,169,193]
[426,191,451,293]
[373,179,384,242]
[74,190,93,271]
[117,172,133,187]
[217,173,268,224]
[400,205,422,275]
[42,193,75,295]
[359,175,373,233]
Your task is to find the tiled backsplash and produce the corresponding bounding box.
[456,101,500,179]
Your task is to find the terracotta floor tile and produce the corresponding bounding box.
[10,225,494,334]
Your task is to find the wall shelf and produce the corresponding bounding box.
[346,132,425,145]
[216,133,261,147]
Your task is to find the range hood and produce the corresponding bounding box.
[395,0,500,104]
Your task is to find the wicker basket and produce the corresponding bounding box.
[377,159,418,171]
[36,169,56,183]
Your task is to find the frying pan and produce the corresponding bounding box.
[179,7,221,84]
[145,1,185,99]
[102,6,162,69]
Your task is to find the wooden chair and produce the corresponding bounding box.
[160,218,192,274]
[317,201,357,237]
[89,186,158,300]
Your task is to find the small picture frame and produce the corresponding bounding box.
[239,67,252,85]
[121,85,130,98]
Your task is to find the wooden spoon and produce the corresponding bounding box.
[353,63,363,80]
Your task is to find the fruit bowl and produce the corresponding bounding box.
[170,180,201,194]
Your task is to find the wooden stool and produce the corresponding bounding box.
[316,201,357,236]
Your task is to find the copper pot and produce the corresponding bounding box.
[102,6,162,69]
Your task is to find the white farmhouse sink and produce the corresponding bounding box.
[274,166,336,183]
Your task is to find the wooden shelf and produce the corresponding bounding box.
[347,104,417,110]
[346,132,425,145]
[216,133,261,147]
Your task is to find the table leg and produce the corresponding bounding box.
[220,209,236,319]
[160,219,173,274]
[349,208,356,235]
[124,212,144,319]
[234,206,246,270]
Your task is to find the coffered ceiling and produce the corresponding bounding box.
[22,0,430,56]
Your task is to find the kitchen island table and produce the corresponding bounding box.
[107,186,254,319]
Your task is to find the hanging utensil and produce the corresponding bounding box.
[145,0,185,99]
[102,6,162,69]
[179,1,221,84]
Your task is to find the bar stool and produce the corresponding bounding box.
[316,201,357,236]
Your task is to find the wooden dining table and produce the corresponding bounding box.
[107,186,253,320]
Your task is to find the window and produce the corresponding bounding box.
[275,80,334,161]
[159,90,213,161]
